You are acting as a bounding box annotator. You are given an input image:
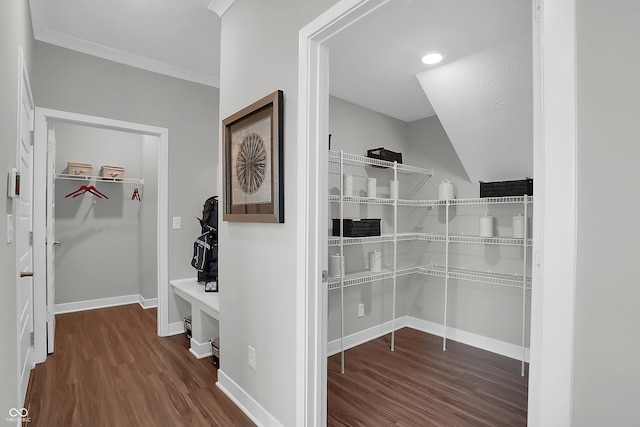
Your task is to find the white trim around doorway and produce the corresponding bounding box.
[32,108,169,364]
[298,0,578,425]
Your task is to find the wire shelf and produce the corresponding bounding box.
[449,235,533,246]
[396,233,419,242]
[450,196,533,205]
[418,233,447,242]
[328,234,395,246]
[418,265,531,288]
[328,195,395,205]
[328,268,395,289]
[397,199,445,207]
[328,150,433,176]
[56,173,144,186]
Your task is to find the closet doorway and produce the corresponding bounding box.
[296,0,577,424]
[32,108,169,364]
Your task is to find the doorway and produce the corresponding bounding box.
[32,108,170,364]
[298,0,578,425]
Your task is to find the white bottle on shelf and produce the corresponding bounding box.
[512,214,525,238]
[479,215,494,237]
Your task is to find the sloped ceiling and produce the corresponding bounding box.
[416,36,533,183]
[329,0,533,183]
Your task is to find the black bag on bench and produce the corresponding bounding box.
[191,196,219,286]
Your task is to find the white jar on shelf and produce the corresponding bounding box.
[479,215,494,237]
[367,177,377,198]
[512,214,525,238]
[390,180,399,199]
[368,250,381,272]
[330,254,345,278]
[343,175,353,197]
[438,179,455,200]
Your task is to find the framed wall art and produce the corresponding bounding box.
[222,90,284,223]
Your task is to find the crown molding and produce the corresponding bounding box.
[35,28,220,87]
[207,0,236,17]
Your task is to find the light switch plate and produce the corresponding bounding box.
[6,214,13,244]
[172,216,181,229]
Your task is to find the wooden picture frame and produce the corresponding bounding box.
[222,90,284,223]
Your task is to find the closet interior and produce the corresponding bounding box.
[52,122,158,310]
[325,5,534,412]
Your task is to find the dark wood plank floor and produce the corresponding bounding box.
[24,304,254,427]
[328,328,528,427]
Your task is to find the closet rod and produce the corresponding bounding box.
[56,173,144,186]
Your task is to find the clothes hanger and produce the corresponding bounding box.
[65,185,88,198]
[86,185,108,199]
[65,184,108,199]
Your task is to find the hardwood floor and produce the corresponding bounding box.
[24,304,254,427]
[26,304,527,426]
[327,328,528,426]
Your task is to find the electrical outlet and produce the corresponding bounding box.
[358,303,364,318]
[172,216,181,229]
[248,345,256,370]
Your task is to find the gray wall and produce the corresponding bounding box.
[218,1,334,425]
[33,41,219,322]
[573,0,640,424]
[0,0,34,412]
[328,98,531,348]
[328,96,410,342]
[52,122,157,304]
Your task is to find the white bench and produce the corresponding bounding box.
[170,278,219,359]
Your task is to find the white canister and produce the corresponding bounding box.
[330,254,345,278]
[438,179,455,200]
[369,250,382,272]
[512,214,525,238]
[367,177,377,198]
[479,215,494,237]
[390,180,399,200]
[343,175,353,197]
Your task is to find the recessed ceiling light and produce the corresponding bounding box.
[422,53,443,65]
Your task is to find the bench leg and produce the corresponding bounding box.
[189,308,219,359]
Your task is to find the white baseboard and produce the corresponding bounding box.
[327,315,530,362]
[327,316,409,356]
[167,321,186,337]
[55,294,140,314]
[189,338,212,359]
[216,370,283,427]
[405,317,530,362]
[138,295,158,309]
[54,294,159,314]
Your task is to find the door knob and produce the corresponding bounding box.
[53,241,61,246]
[20,272,33,278]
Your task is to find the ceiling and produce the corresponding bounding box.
[29,0,532,182]
[29,0,222,86]
[328,0,531,122]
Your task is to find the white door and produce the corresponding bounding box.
[17,53,35,404]
[46,124,57,354]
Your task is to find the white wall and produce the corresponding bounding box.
[33,42,219,323]
[572,1,640,424]
[404,116,530,346]
[52,122,157,304]
[0,0,34,413]
[218,1,335,425]
[327,96,409,342]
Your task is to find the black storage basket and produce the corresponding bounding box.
[332,219,381,237]
[480,179,533,198]
[366,147,402,165]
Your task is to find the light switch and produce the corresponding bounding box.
[172,216,181,230]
